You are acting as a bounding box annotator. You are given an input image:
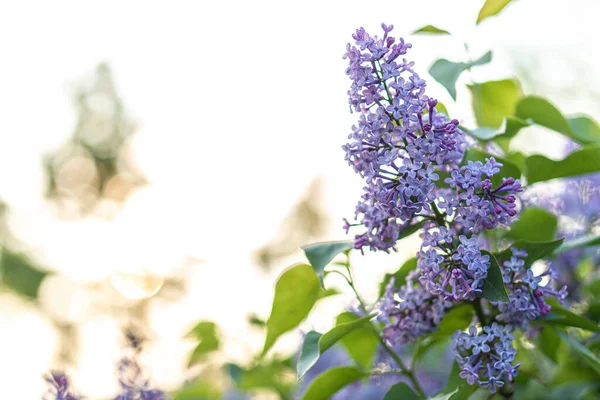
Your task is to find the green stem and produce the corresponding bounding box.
[379,339,425,396]
[473,299,488,326]
[327,269,352,285]
[463,42,485,129]
[430,201,446,226]
[343,255,368,315]
[370,368,405,376]
[343,254,426,397]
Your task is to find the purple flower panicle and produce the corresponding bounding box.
[496,248,568,329]
[453,323,519,394]
[417,229,490,302]
[378,273,451,344]
[44,372,82,400]
[342,24,466,253]
[345,24,560,396]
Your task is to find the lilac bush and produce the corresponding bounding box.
[274,20,600,399]
[41,7,600,400]
[379,273,451,344]
[342,23,527,393]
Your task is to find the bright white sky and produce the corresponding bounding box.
[1,0,599,398]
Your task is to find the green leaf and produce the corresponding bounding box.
[429,388,460,400]
[1,251,49,299]
[468,79,522,128]
[430,362,478,400]
[526,144,600,184]
[568,115,600,144]
[248,314,266,328]
[302,241,353,287]
[226,363,244,385]
[477,0,514,24]
[515,96,572,136]
[504,151,527,173]
[297,331,322,379]
[505,207,557,242]
[471,51,493,67]
[300,366,365,400]
[539,326,562,363]
[412,25,450,35]
[538,302,600,332]
[186,321,220,367]
[174,380,222,400]
[473,117,531,148]
[480,251,509,302]
[435,306,474,337]
[555,234,600,254]
[505,116,532,137]
[262,264,321,356]
[336,312,379,370]
[546,382,598,400]
[235,358,296,397]
[378,257,418,297]
[296,313,376,378]
[411,336,442,366]
[495,238,565,267]
[318,287,341,300]
[514,97,600,146]
[557,329,600,374]
[383,382,422,400]
[429,52,492,100]
[467,127,499,141]
[436,101,449,115]
[429,59,468,100]
[467,117,528,146]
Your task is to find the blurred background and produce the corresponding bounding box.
[1,0,599,398]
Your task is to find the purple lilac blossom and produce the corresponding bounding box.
[415,159,522,302]
[44,372,83,400]
[342,24,467,253]
[453,323,519,394]
[444,160,523,232]
[496,248,568,329]
[378,273,451,344]
[346,24,531,395]
[111,330,166,400]
[114,357,166,400]
[343,26,523,254]
[417,228,490,302]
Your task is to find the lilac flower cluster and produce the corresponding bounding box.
[443,159,523,231]
[413,159,522,304]
[342,24,466,252]
[418,229,490,302]
[114,331,166,400]
[44,372,82,400]
[496,248,568,329]
[453,323,519,394]
[114,357,166,400]
[342,25,522,257]
[342,24,576,396]
[378,272,451,344]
